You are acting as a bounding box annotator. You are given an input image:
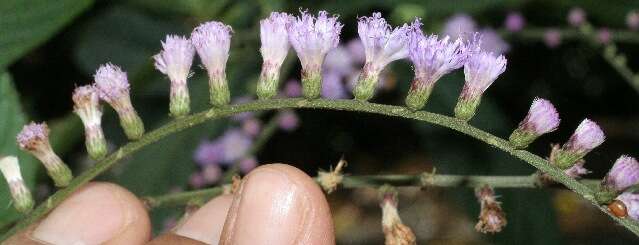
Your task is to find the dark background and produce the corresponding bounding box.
[2,0,639,244]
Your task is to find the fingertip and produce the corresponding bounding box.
[174,194,234,244]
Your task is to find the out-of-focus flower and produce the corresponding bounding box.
[509,98,560,149]
[17,122,72,187]
[257,12,293,99]
[454,51,507,121]
[479,28,510,54]
[287,10,343,99]
[191,21,233,106]
[94,63,145,140]
[189,172,206,188]
[242,118,262,137]
[603,156,639,192]
[324,46,355,76]
[550,119,605,169]
[544,29,562,48]
[475,185,507,233]
[627,11,639,30]
[230,96,255,122]
[322,71,348,99]
[194,140,224,166]
[442,14,477,41]
[278,110,299,131]
[239,157,258,174]
[283,80,303,98]
[153,35,195,117]
[597,28,612,44]
[202,164,222,184]
[72,85,107,160]
[0,156,33,213]
[567,7,587,27]
[346,39,366,63]
[220,129,253,164]
[504,12,525,32]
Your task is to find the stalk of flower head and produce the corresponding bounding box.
[454,50,507,121]
[191,21,233,106]
[550,119,605,169]
[72,85,107,160]
[405,32,473,110]
[0,156,33,213]
[17,122,72,187]
[153,35,195,117]
[257,12,293,99]
[287,10,343,99]
[353,13,416,101]
[379,185,416,245]
[596,156,639,203]
[509,98,560,149]
[93,63,145,140]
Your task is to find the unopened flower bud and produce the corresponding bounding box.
[191,21,233,106]
[603,156,639,192]
[379,185,416,245]
[475,185,507,234]
[72,85,107,160]
[257,12,293,99]
[614,192,639,220]
[550,119,605,169]
[454,51,507,121]
[288,10,343,99]
[509,98,560,149]
[0,156,33,213]
[17,122,72,187]
[94,63,145,140]
[153,35,195,117]
[353,13,416,101]
[317,158,346,193]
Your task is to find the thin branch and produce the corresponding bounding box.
[2,98,637,240]
[499,27,639,44]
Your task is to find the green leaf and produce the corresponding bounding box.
[0,72,38,227]
[0,0,93,70]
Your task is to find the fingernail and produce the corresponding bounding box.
[30,184,134,244]
[222,168,313,244]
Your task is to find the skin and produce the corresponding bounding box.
[6,164,335,245]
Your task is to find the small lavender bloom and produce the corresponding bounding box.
[220,129,252,164]
[239,156,258,174]
[94,63,145,140]
[72,85,107,160]
[324,46,355,76]
[242,118,262,137]
[597,28,612,44]
[551,119,605,169]
[283,80,303,98]
[504,12,525,32]
[627,11,639,30]
[479,28,510,54]
[405,32,471,110]
[346,39,366,63]
[617,192,639,220]
[191,21,233,106]
[193,140,224,166]
[322,71,348,99]
[509,98,560,149]
[0,156,33,213]
[567,7,587,27]
[202,164,222,184]
[154,35,195,117]
[287,10,343,99]
[442,14,477,41]
[257,12,293,99]
[564,161,589,179]
[189,172,206,188]
[454,51,507,121]
[17,122,72,187]
[603,156,639,192]
[278,110,299,131]
[353,13,417,101]
[544,29,562,48]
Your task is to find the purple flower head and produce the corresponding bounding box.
[597,28,612,44]
[409,33,469,88]
[260,12,293,68]
[442,14,477,41]
[462,51,507,100]
[322,71,348,99]
[504,12,525,32]
[153,35,195,84]
[72,85,102,125]
[544,29,562,48]
[17,122,49,151]
[287,10,343,72]
[347,38,366,63]
[190,21,233,75]
[604,156,639,191]
[242,118,262,137]
[627,11,639,30]
[194,140,224,166]
[93,63,130,104]
[564,161,589,178]
[562,119,605,155]
[220,129,252,164]
[324,46,355,76]
[518,98,560,135]
[278,110,299,131]
[357,13,418,72]
[283,80,303,98]
[239,157,258,174]
[202,164,222,184]
[567,7,587,27]
[478,28,509,55]
[616,192,639,220]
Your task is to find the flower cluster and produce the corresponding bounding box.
[17,122,72,187]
